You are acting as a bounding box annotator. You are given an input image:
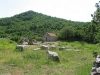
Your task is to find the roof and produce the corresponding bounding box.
[47,32,57,37]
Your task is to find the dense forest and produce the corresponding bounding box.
[0,1,100,44]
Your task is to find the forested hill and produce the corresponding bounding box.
[0,10,90,42]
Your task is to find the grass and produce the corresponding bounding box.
[0,39,99,75]
[75,62,93,75]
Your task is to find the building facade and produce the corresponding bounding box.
[42,32,57,42]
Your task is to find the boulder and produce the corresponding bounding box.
[41,45,48,50]
[74,50,80,52]
[93,61,100,67]
[28,39,33,45]
[33,39,37,43]
[34,48,40,50]
[59,47,66,50]
[16,45,27,51]
[96,67,100,73]
[90,55,100,75]
[96,55,100,63]
[91,67,96,72]
[50,45,56,50]
[22,42,28,45]
[46,51,60,62]
[90,72,97,75]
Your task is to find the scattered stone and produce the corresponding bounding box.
[90,55,100,75]
[41,45,48,50]
[90,71,97,75]
[33,39,37,43]
[66,49,72,51]
[28,39,33,45]
[74,50,80,52]
[22,42,28,45]
[59,47,66,50]
[96,55,100,63]
[49,45,56,50]
[96,67,100,73]
[9,64,16,66]
[16,45,28,51]
[91,67,96,72]
[34,48,40,50]
[46,51,60,62]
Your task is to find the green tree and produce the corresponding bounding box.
[91,1,100,25]
[59,26,75,40]
[88,1,100,43]
[85,24,97,43]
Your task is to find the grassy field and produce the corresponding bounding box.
[0,39,100,75]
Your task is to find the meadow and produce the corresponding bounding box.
[0,39,99,75]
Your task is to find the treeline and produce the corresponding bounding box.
[0,10,99,43]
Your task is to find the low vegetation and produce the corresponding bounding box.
[0,39,100,75]
[0,2,100,74]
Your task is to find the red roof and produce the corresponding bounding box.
[47,32,57,36]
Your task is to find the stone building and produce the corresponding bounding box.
[42,32,57,42]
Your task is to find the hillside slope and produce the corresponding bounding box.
[0,10,89,41]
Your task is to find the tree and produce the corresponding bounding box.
[59,26,75,40]
[86,1,100,43]
[91,1,100,25]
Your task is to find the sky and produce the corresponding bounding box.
[0,0,99,22]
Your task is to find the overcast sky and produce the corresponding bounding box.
[0,0,99,22]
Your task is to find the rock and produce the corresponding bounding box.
[59,47,66,50]
[96,55,100,63]
[96,67,100,73]
[22,42,28,45]
[28,39,33,45]
[90,55,100,75]
[50,45,56,50]
[93,61,100,67]
[90,72,97,75]
[74,50,80,52]
[41,45,48,50]
[46,51,60,62]
[16,45,27,51]
[34,48,40,50]
[9,64,16,66]
[91,67,96,72]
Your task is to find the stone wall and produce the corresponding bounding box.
[90,55,100,75]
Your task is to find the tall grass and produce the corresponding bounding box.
[75,62,92,75]
[0,40,99,75]
[0,38,16,50]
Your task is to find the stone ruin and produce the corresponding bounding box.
[41,45,48,50]
[16,45,28,51]
[22,38,37,45]
[90,55,100,75]
[28,39,34,45]
[46,50,60,62]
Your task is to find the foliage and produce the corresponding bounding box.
[91,1,100,24]
[0,10,90,42]
[59,26,75,40]
[88,1,100,43]
[92,51,98,58]
[0,9,100,43]
[0,38,16,50]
